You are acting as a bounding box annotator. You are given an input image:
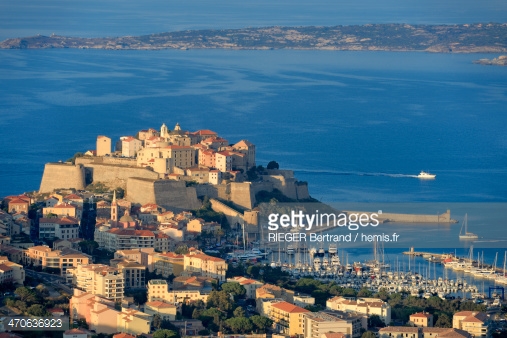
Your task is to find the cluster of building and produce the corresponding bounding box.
[93,123,256,183]
[378,310,490,338]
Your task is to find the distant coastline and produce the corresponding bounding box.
[473,55,507,66]
[1,23,507,53]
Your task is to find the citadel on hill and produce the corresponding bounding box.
[39,123,310,230]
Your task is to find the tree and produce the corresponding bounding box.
[221,282,246,299]
[375,288,390,301]
[362,331,377,338]
[368,314,386,328]
[79,240,99,255]
[153,314,162,330]
[174,245,189,255]
[267,161,279,170]
[225,317,253,334]
[27,304,48,316]
[153,329,180,338]
[115,187,125,199]
[435,313,452,328]
[15,286,40,304]
[342,287,358,297]
[357,287,373,298]
[233,306,245,318]
[206,290,234,312]
[250,315,273,333]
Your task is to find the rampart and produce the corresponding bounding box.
[82,163,159,189]
[39,163,86,193]
[76,156,137,166]
[127,178,200,211]
[210,198,258,233]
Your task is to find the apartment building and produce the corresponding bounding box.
[256,283,295,303]
[0,256,24,285]
[152,252,184,277]
[70,289,151,336]
[68,264,124,301]
[117,261,146,289]
[265,300,309,336]
[410,312,433,327]
[379,327,471,338]
[453,311,490,338]
[24,246,90,275]
[147,279,209,304]
[39,216,80,240]
[95,228,155,251]
[43,202,81,219]
[303,311,364,338]
[144,301,177,321]
[327,296,391,325]
[183,250,227,282]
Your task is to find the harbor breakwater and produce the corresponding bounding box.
[344,209,457,223]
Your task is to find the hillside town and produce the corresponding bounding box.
[0,124,505,338]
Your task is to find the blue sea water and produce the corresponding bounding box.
[0,1,506,251]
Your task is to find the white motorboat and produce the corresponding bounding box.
[417,171,436,179]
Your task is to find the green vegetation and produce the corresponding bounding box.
[86,182,109,193]
[193,196,230,229]
[267,161,279,169]
[66,152,84,164]
[180,282,273,335]
[221,282,246,300]
[4,286,70,318]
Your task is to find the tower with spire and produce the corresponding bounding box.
[161,123,168,138]
[111,190,119,222]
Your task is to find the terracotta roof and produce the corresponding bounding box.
[8,198,28,205]
[234,140,254,147]
[411,312,432,318]
[0,263,12,272]
[50,202,76,209]
[113,333,136,338]
[270,301,309,313]
[64,194,82,200]
[146,300,177,309]
[40,216,79,225]
[191,129,217,136]
[187,253,226,263]
[322,333,347,338]
[379,327,420,333]
[455,311,488,323]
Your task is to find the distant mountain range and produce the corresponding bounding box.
[1,23,507,52]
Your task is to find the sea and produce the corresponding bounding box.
[1,1,507,270]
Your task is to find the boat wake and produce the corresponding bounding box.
[295,169,419,178]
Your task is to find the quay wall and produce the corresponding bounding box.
[39,163,86,193]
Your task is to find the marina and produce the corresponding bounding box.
[225,244,507,302]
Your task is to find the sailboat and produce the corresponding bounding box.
[459,214,478,240]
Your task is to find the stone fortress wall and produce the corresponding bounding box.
[126,178,201,211]
[39,163,86,193]
[39,159,310,215]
